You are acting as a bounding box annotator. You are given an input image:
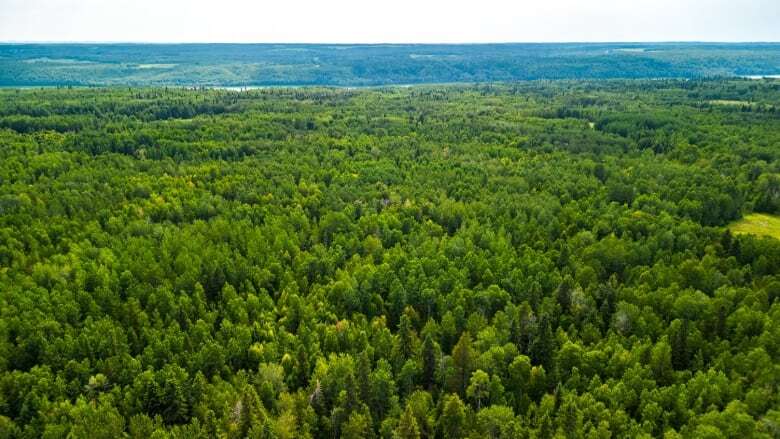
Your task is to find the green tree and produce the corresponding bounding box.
[438,394,467,439]
[420,334,439,390]
[466,370,491,410]
[395,405,421,439]
[450,332,474,396]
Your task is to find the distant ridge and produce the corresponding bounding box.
[1,42,778,86]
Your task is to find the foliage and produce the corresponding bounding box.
[0,79,779,437]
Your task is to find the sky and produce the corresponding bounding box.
[1,0,779,43]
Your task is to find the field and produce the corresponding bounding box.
[729,213,780,240]
[0,79,779,437]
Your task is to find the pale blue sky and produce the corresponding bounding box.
[1,0,778,43]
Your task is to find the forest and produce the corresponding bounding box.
[0,78,779,438]
[0,43,779,87]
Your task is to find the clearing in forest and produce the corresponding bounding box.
[728,213,780,240]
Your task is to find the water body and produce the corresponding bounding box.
[210,86,272,91]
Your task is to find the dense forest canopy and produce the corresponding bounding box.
[0,43,779,86]
[0,79,779,438]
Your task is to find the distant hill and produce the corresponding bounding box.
[0,42,779,86]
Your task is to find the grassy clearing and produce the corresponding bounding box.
[728,213,780,240]
[709,99,754,106]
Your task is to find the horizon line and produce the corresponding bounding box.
[2,40,780,45]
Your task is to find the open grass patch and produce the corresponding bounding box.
[728,213,780,240]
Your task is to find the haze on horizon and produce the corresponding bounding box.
[1,0,779,44]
